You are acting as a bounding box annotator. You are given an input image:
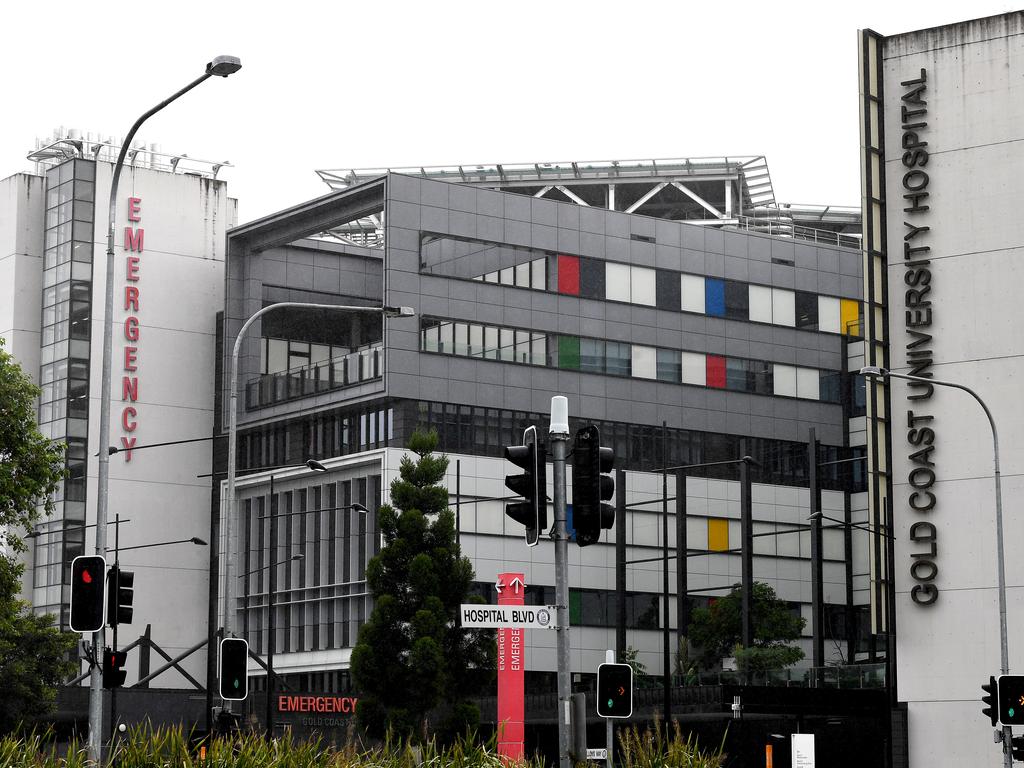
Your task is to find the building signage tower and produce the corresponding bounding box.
[496,572,526,761]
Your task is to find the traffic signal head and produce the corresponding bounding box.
[572,425,615,547]
[597,662,633,718]
[102,648,128,689]
[107,566,135,627]
[504,425,548,546]
[70,555,107,633]
[1011,736,1024,762]
[219,638,249,701]
[998,674,1024,726]
[982,675,998,726]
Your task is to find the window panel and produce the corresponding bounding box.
[681,274,705,313]
[468,324,484,357]
[499,267,514,285]
[795,291,818,329]
[514,330,531,364]
[797,367,821,400]
[438,322,454,354]
[656,349,681,382]
[841,298,861,336]
[706,355,726,388]
[557,255,580,295]
[630,266,656,306]
[531,333,547,366]
[724,280,748,320]
[681,352,706,386]
[423,325,439,353]
[580,338,606,373]
[606,342,631,377]
[820,371,842,403]
[484,326,499,359]
[818,296,841,333]
[578,257,606,299]
[748,285,773,323]
[773,364,797,397]
[498,329,515,361]
[708,518,730,551]
[705,279,726,317]
[772,288,795,327]
[725,358,750,391]
[606,263,631,303]
[631,345,656,379]
[514,262,530,287]
[531,258,547,290]
[656,268,680,310]
[558,336,580,370]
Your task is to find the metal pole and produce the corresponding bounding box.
[661,423,670,729]
[266,475,277,738]
[605,648,614,768]
[615,468,626,661]
[549,396,571,768]
[809,429,823,678]
[110,515,121,740]
[740,449,754,649]
[870,369,1011,764]
[90,69,216,763]
[675,470,688,670]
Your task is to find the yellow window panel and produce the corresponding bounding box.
[841,298,861,336]
[708,518,730,552]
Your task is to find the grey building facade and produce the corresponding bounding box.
[219,164,872,705]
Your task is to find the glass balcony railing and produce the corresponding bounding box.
[245,346,383,410]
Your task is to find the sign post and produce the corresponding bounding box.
[497,572,526,762]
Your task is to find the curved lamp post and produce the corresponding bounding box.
[861,365,1010,763]
[221,301,414,712]
[89,54,241,763]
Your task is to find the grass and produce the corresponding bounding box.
[0,721,723,767]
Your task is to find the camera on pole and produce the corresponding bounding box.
[70,555,107,633]
[572,425,615,547]
[504,425,548,546]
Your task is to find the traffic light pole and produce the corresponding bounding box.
[549,396,572,768]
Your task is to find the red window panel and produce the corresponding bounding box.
[706,355,726,388]
[557,254,580,295]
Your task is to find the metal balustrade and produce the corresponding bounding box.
[245,346,383,410]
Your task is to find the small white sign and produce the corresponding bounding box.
[586,749,607,761]
[792,733,815,768]
[460,604,558,629]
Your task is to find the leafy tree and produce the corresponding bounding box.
[0,339,66,553]
[0,556,78,733]
[351,430,495,742]
[0,339,76,732]
[687,582,805,674]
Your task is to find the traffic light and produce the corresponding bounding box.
[70,555,106,633]
[504,425,548,546]
[106,566,135,627]
[102,648,128,689]
[219,638,249,700]
[1011,735,1024,762]
[572,425,615,547]
[999,674,1024,726]
[597,662,633,718]
[982,675,998,726]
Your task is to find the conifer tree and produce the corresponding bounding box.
[351,429,494,741]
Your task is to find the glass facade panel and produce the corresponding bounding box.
[681,274,705,313]
[605,263,631,303]
[578,257,605,299]
[818,296,842,334]
[705,278,725,317]
[656,348,681,382]
[631,345,656,379]
[630,266,656,306]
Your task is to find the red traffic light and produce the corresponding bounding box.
[70,555,107,633]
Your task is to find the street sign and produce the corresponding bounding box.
[460,604,558,629]
[586,749,607,761]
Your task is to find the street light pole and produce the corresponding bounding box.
[861,365,1011,765]
[221,301,413,714]
[89,54,241,764]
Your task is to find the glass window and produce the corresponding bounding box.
[423,325,439,353]
[606,342,631,377]
[656,349,681,382]
[531,258,547,290]
[631,345,656,379]
[580,338,606,373]
[656,269,680,311]
[773,364,797,397]
[795,291,818,329]
[578,257,605,299]
[498,328,515,361]
[725,358,750,391]
[514,262,530,287]
[705,279,725,317]
[530,333,547,366]
[484,326,499,360]
[605,263,631,303]
[499,266,514,285]
[820,371,842,403]
[724,280,748,320]
[468,324,484,357]
[681,274,705,313]
[630,266,657,306]
[841,298,861,336]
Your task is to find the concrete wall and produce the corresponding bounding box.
[879,13,1024,768]
[0,173,45,380]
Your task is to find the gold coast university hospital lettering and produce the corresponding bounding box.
[121,196,143,461]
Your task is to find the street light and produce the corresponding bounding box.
[861,364,1011,759]
[222,302,414,665]
[89,55,241,763]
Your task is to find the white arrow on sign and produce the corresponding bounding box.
[460,604,558,629]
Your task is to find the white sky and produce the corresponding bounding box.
[1,1,1016,224]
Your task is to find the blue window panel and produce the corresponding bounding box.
[705,279,725,317]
